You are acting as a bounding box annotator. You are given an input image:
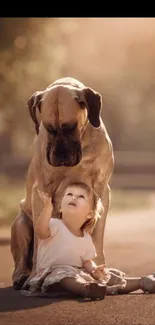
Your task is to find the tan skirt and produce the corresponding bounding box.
[21,265,126,297]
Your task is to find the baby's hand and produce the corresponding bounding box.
[37,188,52,207]
[32,180,53,209]
[92,265,110,282]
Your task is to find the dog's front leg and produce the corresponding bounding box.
[22,232,38,290]
[22,181,45,289]
[92,184,110,265]
[11,210,33,289]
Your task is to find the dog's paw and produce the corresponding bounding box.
[21,271,37,290]
[13,273,30,290]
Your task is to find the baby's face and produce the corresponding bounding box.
[61,185,93,222]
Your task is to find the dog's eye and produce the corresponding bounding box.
[45,125,57,137]
[75,97,86,109]
[78,101,86,109]
[50,129,57,137]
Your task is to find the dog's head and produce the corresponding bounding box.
[27,78,102,167]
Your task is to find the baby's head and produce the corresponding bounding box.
[60,182,103,234]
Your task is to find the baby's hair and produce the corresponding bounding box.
[63,182,104,234]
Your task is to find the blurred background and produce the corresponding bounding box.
[1,17,155,229]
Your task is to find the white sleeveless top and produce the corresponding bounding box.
[36,218,96,272]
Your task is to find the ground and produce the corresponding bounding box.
[0,206,155,325]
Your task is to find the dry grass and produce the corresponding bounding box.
[110,189,154,212]
[0,175,25,226]
[0,174,154,226]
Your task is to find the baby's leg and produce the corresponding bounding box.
[60,276,86,296]
[122,273,155,294]
[107,270,142,295]
[117,277,141,294]
[60,277,106,300]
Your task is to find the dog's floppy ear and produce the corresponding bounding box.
[27,91,44,134]
[77,87,102,128]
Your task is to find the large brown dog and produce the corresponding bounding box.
[11,77,114,289]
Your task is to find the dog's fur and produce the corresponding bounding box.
[10,77,114,289]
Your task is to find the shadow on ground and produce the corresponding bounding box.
[0,285,145,314]
[0,286,75,313]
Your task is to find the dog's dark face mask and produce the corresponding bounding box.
[27,82,102,167]
[45,122,82,167]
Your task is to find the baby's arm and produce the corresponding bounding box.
[82,260,109,282]
[82,234,109,281]
[34,186,53,240]
[82,260,98,275]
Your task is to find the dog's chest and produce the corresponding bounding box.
[50,156,99,186]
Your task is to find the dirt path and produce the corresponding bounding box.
[0,208,155,325]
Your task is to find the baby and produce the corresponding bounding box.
[22,181,126,299]
[22,181,155,299]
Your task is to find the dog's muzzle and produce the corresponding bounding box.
[46,140,82,167]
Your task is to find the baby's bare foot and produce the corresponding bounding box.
[84,282,107,300]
